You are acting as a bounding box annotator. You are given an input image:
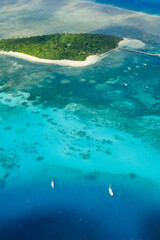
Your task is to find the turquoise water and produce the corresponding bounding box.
[0,49,160,239]
[0,0,160,239]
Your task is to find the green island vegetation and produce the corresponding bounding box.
[0,33,123,61]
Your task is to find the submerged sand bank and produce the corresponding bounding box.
[118,38,145,49]
[0,38,145,67]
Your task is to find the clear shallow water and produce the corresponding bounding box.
[0,49,160,239]
[88,0,160,14]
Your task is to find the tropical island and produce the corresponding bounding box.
[0,33,122,61]
[0,33,147,67]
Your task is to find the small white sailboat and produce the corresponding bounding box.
[109,184,113,196]
[51,179,55,189]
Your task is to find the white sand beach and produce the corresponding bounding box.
[0,38,145,67]
[0,50,100,67]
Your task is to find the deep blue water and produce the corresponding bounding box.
[1,178,160,240]
[89,0,160,14]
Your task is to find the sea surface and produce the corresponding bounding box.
[0,0,160,239]
[88,0,160,14]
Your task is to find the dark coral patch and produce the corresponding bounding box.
[85,171,99,181]
[36,156,44,161]
[80,153,90,160]
[77,131,86,137]
[129,173,136,179]
[4,126,12,130]
[105,150,112,155]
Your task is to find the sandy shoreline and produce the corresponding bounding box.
[0,38,145,67]
[0,50,101,67]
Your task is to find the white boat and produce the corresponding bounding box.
[51,179,55,189]
[109,184,113,196]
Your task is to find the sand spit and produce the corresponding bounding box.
[118,38,145,49]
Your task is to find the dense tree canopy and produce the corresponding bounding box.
[0,33,122,61]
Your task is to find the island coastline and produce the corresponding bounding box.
[0,38,145,67]
[0,50,100,67]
